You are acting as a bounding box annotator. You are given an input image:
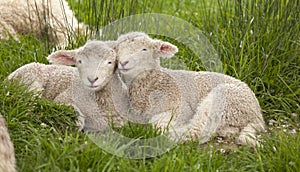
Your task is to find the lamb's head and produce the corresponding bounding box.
[116,32,178,79]
[47,40,117,91]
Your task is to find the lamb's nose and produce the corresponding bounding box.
[87,77,98,84]
[120,61,129,67]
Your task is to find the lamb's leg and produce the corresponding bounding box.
[149,110,190,143]
[53,89,73,105]
[181,84,245,144]
[18,80,44,99]
[69,105,85,131]
[214,84,265,146]
[28,80,44,92]
[150,110,175,129]
[161,85,227,144]
[236,122,264,146]
[182,89,226,144]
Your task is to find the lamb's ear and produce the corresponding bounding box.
[152,40,178,58]
[47,49,80,65]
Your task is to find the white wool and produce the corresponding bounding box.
[0,114,16,172]
[0,0,86,47]
[116,32,265,146]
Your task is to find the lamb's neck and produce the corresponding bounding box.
[123,74,136,86]
[123,66,161,86]
[109,72,126,93]
[95,74,122,99]
[91,72,129,111]
[109,72,130,116]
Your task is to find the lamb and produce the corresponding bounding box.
[46,40,130,131]
[9,40,129,131]
[0,113,16,172]
[115,32,265,146]
[0,0,86,47]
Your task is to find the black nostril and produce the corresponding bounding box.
[120,61,129,67]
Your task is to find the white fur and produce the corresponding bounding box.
[0,0,86,47]
[9,40,129,131]
[0,114,16,172]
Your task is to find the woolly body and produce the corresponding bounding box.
[8,62,76,103]
[0,114,16,172]
[117,32,265,145]
[0,0,85,47]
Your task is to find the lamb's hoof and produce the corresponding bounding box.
[236,134,261,147]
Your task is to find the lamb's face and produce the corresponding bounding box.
[47,41,117,91]
[117,37,159,77]
[76,42,117,91]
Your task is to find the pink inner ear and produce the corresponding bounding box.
[59,54,75,63]
[50,53,75,65]
[160,44,171,52]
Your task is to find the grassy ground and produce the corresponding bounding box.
[1,0,299,171]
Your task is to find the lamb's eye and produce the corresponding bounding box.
[77,60,82,64]
[108,61,112,64]
[142,48,147,51]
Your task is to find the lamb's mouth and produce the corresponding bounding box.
[119,68,131,72]
[87,85,101,89]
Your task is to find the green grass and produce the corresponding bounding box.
[1,0,299,171]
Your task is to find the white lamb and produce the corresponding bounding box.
[116,32,265,146]
[0,113,16,172]
[0,0,86,47]
[9,40,129,131]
